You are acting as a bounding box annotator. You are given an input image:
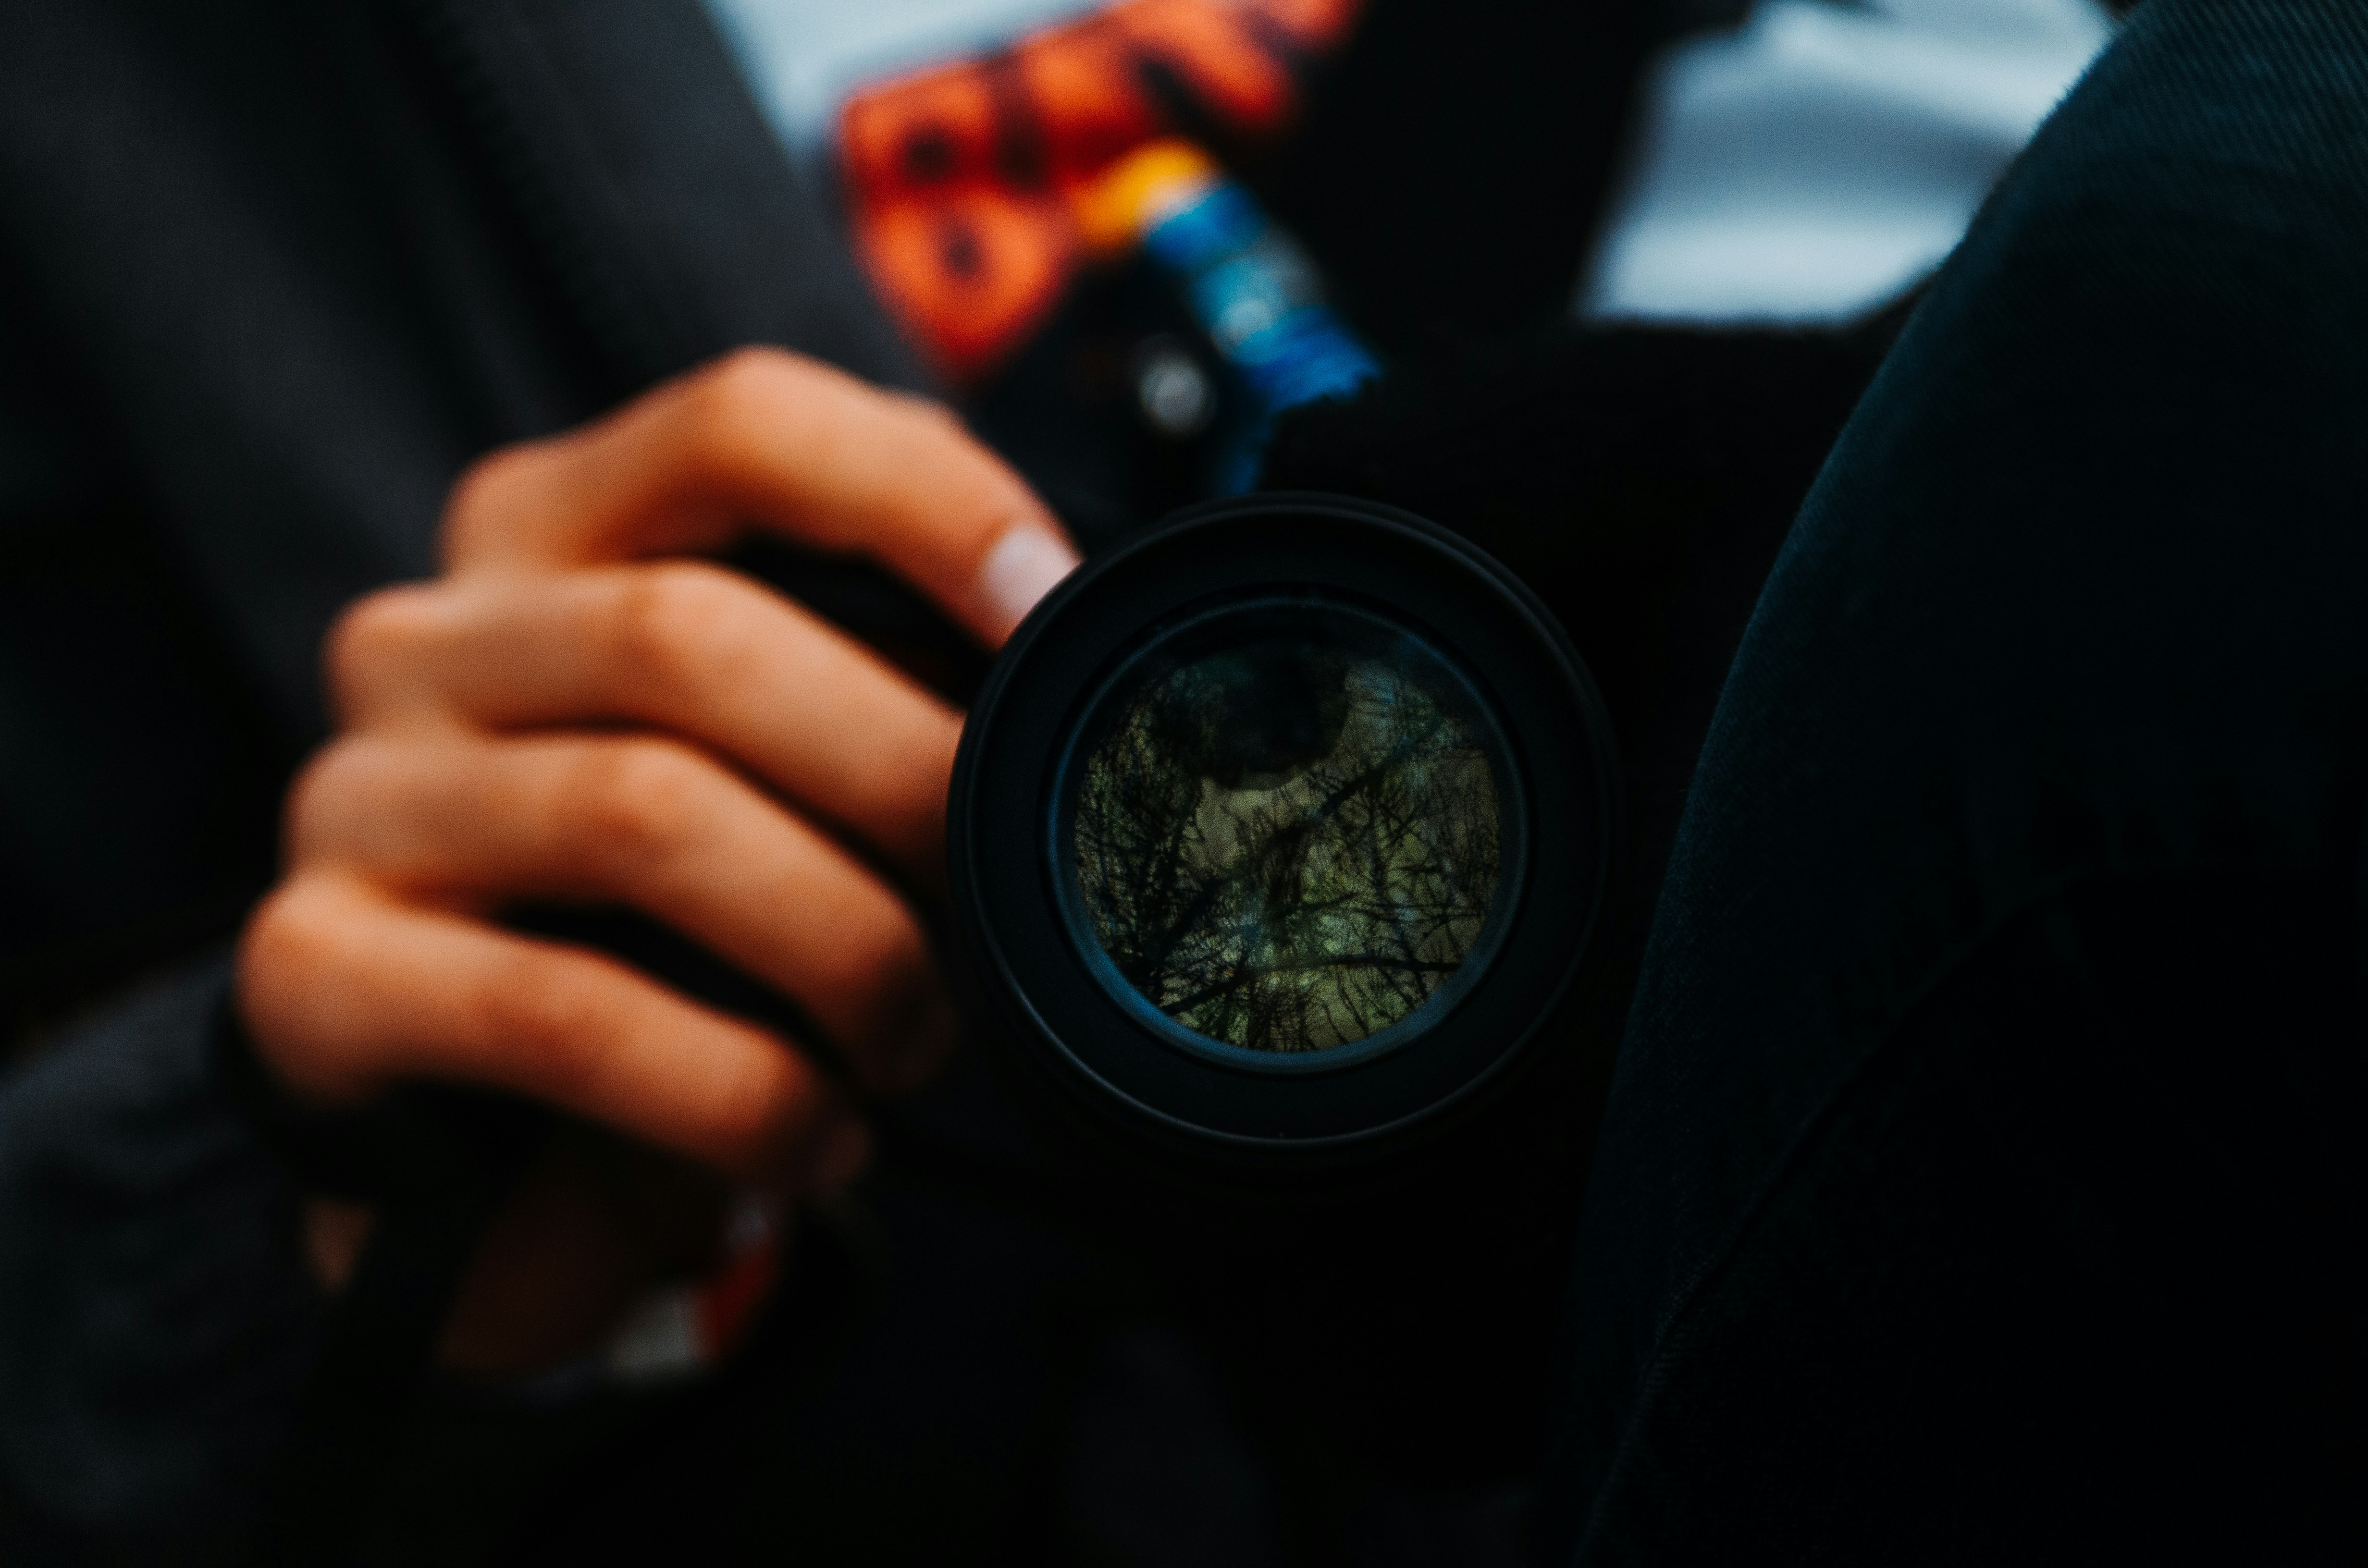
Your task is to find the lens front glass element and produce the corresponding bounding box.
[1066,602,1506,1058]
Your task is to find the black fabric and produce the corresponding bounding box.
[1253,319,1906,1506]
[1265,312,1912,1122]
[1252,0,1653,359]
[0,308,289,1042]
[394,0,924,393]
[0,957,316,1559]
[1538,0,2368,1559]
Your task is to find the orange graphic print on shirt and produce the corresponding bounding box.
[840,0,1364,380]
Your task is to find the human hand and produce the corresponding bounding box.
[235,349,1075,1365]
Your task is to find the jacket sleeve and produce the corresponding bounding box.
[0,952,319,1554]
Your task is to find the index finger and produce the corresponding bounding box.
[442,347,1078,646]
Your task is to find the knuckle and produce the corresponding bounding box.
[283,739,378,858]
[889,389,963,436]
[474,948,607,1068]
[234,878,372,1089]
[561,737,712,868]
[682,348,796,455]
[607,561,750,685]
[323,586,437,716]
[677,349,877,501]
[240,881,334,987]
[706,343,798,398]
[438,445,539,560]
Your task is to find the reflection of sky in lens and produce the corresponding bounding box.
[1073,634,1501,1053]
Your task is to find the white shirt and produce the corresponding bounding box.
[701,0,1105,156]
[1579,0,2116,325]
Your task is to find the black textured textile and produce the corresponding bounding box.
[1537,0,2368,1559]
[0,958,316,1559]
[1250,0,1652,359]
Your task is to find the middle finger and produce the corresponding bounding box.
[330,561,963,883]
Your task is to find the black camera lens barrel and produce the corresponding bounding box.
[948,494,1617,1171]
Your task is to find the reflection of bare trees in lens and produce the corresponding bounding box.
[1074,641,1501,1053]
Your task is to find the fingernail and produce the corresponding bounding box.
[800,1113,872,1193]
[977,526,1080,641]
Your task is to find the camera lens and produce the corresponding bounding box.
[949,495,1616,1170]
[1061,603,1509,1064]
